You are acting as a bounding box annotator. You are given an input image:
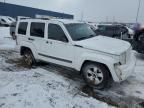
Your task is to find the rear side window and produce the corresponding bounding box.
[30,22,45,38]
[18,22,28,35]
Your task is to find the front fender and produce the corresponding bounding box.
[75,52,120,82]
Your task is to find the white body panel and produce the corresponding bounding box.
[75,36,131,55]
[15,19,136,82]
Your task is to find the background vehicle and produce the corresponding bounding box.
[10,22,17,40]
[91,24,134,43]
[133,28,144,53]
[0,16,15,27]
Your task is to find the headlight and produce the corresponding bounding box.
[120,52,126,64]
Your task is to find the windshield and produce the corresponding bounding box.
[65,23,96,41]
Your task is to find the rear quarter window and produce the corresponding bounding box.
[18,22,28,35]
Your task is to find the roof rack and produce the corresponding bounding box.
[17,16,64,21]
[17,16,31,21]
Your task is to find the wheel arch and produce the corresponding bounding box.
[20,46,32,55]
[80,60,113,80]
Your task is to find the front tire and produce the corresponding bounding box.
[23,49,36,67]
[82,62,110,90]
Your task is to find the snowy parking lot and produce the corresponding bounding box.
[1,27,144,108]
[0,52,111,108]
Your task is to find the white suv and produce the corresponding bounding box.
[15,19,136,89]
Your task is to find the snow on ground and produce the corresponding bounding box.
[0,68,111,108]
[0,27,113,108]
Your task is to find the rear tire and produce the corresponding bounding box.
[23,49,36,67]
[82,62,110,90]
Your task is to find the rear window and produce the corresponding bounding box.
[18,22,28,35]
[30,22,45,38]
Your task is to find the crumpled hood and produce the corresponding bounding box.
[74,36,131,55]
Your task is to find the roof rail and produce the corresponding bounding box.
[17,16,31,21]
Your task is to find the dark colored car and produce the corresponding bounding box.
[10,22,17,40]
[133,29,144,53]
[94,24,133,43]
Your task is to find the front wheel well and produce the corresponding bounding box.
[80,60,113,80]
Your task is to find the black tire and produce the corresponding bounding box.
[23,49,36,67]
[82,62,110,90]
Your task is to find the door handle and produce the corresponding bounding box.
[28,38,34,41]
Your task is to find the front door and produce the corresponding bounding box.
[39,23,74,67]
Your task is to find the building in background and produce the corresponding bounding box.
[0,2,74,19]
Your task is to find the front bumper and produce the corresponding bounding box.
[115,51,136,81]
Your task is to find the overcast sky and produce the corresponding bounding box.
[1,0,144,23]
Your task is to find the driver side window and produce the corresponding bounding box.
[48,24,68,42]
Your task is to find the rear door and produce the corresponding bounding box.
[16,22,28,45]
[28,21,46,54]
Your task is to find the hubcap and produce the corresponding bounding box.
[24,53,32,66]
[85,66,103,85]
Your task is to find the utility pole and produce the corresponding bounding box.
[136,0,141,23]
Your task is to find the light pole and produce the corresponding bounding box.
[136,0,141,23]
